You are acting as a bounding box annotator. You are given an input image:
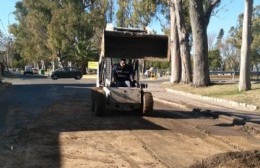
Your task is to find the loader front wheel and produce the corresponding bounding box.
[94,92,105,116]
[142,92,153,116]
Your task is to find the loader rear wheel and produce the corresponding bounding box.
[91,99,95,112]
[94,92,105,116]
[142,92,153,116]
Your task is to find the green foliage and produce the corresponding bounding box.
[226,5,260,70]
[9,0,178,69]
[74,40,98,67]
[106,0,115,23]
[227,26,242,49]
[216,28,224,49]
[9,0,227,75]
[10,0,51,64]
[146,60,170,69]
[208,49,221,71]
[217,29,224,40]
[10,0,108,68]
[251,5,260,69]
[154,0,169,33]
[116,0,158,28]
[12,53,25,69]
[116,0,132,27]
[131,0,157,27]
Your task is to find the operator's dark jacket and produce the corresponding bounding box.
[112,64,133,87]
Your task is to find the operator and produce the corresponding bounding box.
[112,58,133,87]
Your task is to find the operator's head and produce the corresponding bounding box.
[120,58,126,67]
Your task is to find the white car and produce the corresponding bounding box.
[32,68,39,74]
[24,65,33,75]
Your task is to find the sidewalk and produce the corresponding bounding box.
[82,74,97,79]
[146,81,260,131]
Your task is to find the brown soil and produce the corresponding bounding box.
[190,150,260,168]
[0,93,259,167]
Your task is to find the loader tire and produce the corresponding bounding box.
[93,90,105,116]
[91,98,95,112]
[142,92,153,116]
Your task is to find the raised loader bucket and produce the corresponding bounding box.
[101,29,168,59]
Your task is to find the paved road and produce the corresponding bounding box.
[0,75,95,132]
[0,75,259,167]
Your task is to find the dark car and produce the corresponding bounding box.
[50,67,83,80]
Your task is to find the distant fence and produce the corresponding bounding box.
[209,71,260,76]
[142,68,170,79]
[141,70,260,80]
[210,71,260,80]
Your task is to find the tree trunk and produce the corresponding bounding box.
[41,60,45,70]
[142,60,146,75]
[174,0,192,84]
[189,0,210,86]
[169,1,181,83]
[239,0,253,91]
[256,65,259,80]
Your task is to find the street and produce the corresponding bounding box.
[0,75,259,167]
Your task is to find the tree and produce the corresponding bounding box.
[116,0,132,27]
[83,0,110,48]
[216,28,224,50]
[164,0,191,84]
[174,0,192,84]
[47,3,85,65]
[12,53,25,69]
[208,49,221,71]
[10,0,107,70]
[239,0,253,91]
[222,40,240,72]
[131,0,157,27]
[106,0,115,23]
[10,0,51,67]
[3,37,15,70]
[208,33,216,51]
[225,5,260,78]
[116,0,157,28]
[169,1,181,83]
[189,0,221,87]
[251,5,260,78]
[74,40,98,74]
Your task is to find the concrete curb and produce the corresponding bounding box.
[165,88,258,112]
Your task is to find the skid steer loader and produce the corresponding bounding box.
[91,26,168,116]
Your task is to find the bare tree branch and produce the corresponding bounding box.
[205,0,221,25]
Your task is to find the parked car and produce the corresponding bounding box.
[32,68,39,74]
[24,65,33,75]
[50,67,83,80]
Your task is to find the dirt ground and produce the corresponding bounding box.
[1,78,260,168]
[190,150,260,168]
[0,94,259,168]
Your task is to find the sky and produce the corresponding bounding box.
[208,0,260,37]
[0,0,260,37]
[0,0,17,35]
